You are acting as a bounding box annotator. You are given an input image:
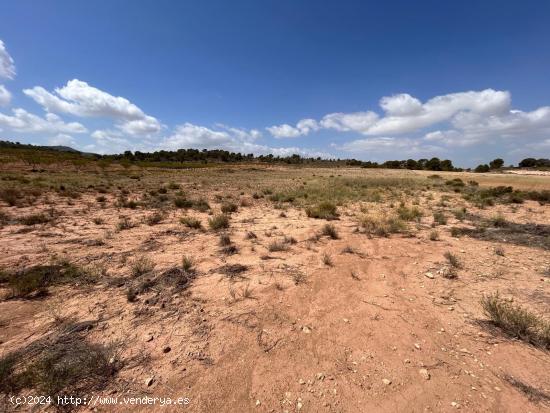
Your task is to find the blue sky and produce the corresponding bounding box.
[0,0,549,166]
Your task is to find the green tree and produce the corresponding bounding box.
[425,157,441,171]
[474,164,490,173]
[489,158,504,169]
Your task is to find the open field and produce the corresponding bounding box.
[0,164,549,412]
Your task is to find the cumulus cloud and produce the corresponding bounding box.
[320,111,379,132]
[160,122,329,158]
[0,85,11,106]
[0,108,87,134]
[266,118,318,138]
[0,40,16,80]
[424,106,550,147]
[268,89,513,138]
[0,40,15,107]
[24,79,161,136]
[338,137,443,158]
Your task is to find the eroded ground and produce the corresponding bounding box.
[0,165,549,412]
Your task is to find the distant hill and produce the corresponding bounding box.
[46,145,81,153]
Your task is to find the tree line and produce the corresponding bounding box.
[0,140,547,171]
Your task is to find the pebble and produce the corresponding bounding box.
[382,378,392,385]
[302,326,311,334]
[424,272,435,279]
[316,372,325,381]
[145,377,154,386]
[451,401,460,409]
[163,346,171,353]
[419,368,430,380]
[255,400,261,406]
[414,343,421,350]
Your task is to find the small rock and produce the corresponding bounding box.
[299,378,305,385]
[382,378,392,385]
[302,326,311,334]
[316,372,325,381]
[414,343,421,350]
[163,346,171,353]
[145,334,154,342]
[494,386,501,392]
[255,400,261,406]
[419,368,430,380]
[145,377,154,387]
[343,318,350,323]
[296,401,303,410]
[451,401,460,409]
[424,272,434,279]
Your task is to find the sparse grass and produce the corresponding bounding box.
[208,214,229,230]
[341,245,355,254]
[322,252,333,266]
[221,202,238,213]
[429,230,439,241]
[145,211,163,226]
[397,205,422,221]
[19,213,51,226]
[0,188,22,206]
[433,211,447,226]
[245,231,257,239]
[174,196,193,209]
[5,262,93,298]
[359,213,406,237]
[180,216,202,229]
[268,239,290,252]
[0,329,117,399]
[219,233,232,246]
[321,223,339,239]
[306,201,338,220]
[131,256,155,277]
[192,198,210,212]
[116,216,134,230]
[444,251,461,268]
[452,207,467,221]
[218,263,248,279]
[489,213,507,227]
[182,255,194,272]
[481,293,550,348]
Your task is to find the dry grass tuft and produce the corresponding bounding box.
[306,201,338,220]
[481,293,550,348]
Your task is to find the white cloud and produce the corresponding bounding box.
[0,108,87,134]
[338,137,443,157]
[267,118,318,138]
[269,89,512,137]
[48,133,76,146]
[424,106,550,147]
[0,40,16,80]
[0,85,11,106]
[160,122,329,158]
[379,93,423,116]
[24,79,161,136]
[320,111,379,132]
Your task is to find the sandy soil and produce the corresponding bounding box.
[0,167,549,412]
